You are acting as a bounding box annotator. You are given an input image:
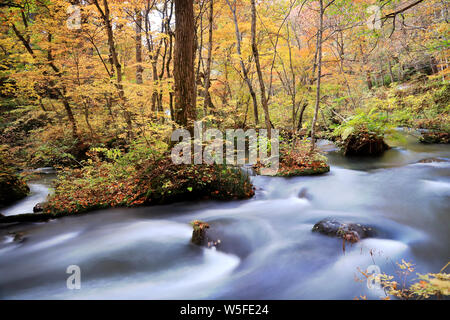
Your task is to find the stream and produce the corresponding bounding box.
[0,132,449,299]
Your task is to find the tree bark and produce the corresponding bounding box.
[135,9,143,85]
[203,0,214,116]
[226,0,259,125]
[174,0,197,131]
[311,0,324,151]
[94,0,134,139]
[250,0,272,135]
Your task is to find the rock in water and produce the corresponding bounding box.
[312,218,375,242]
[191,220,210,246]
[340,132,390,156]
[33,202,45,213]
[298,187,312,200]
[190,220,222,248]
[417,157,449,164]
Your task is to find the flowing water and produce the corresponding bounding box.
[0,133,449,299]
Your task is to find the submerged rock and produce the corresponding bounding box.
[298,188,312,200]
[417,157,450,164]
[312,218,376,242]
[11,231,26,243]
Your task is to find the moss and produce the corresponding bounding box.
[45,154,255,215]
[419,131,450,144]
[337,131,390,156]
[275,164,330,177]
[191,220,210,245]
[138,157,254,205]
[256,140,330,177]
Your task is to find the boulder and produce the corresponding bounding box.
[312,218,376,242]
[341,133,390,156]
[33,202,45,213]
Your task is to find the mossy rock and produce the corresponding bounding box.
[45,155,255,215]
[312,219,376,241]
[419,131,450,144]
[339,132,390,156]
[139,157,255,205]
[0,172,29,208]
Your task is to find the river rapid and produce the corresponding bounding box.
[0,133,449,299]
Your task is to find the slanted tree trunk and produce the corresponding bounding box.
[174,0,197,131]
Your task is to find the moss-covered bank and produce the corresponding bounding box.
[44,154,254,215]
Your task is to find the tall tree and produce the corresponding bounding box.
[93,0,134,139]
[310,0,335,151]
[203,0,214,115]
[250,0,272,134]
[135,9,143,85]
[226,0,259,125]
[174,0,197,131]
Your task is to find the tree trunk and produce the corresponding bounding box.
[226,0,259,125]
[94,0,134,139]
[135,9,143,85]
[388,57,394,83]
[250,0,272,135]
[174,0,197,131]
[203,0,214,117]
[297,103,307,131]
[310,0,323,151]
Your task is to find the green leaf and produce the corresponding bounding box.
[342,126,355,140]
[187,187,193,192]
